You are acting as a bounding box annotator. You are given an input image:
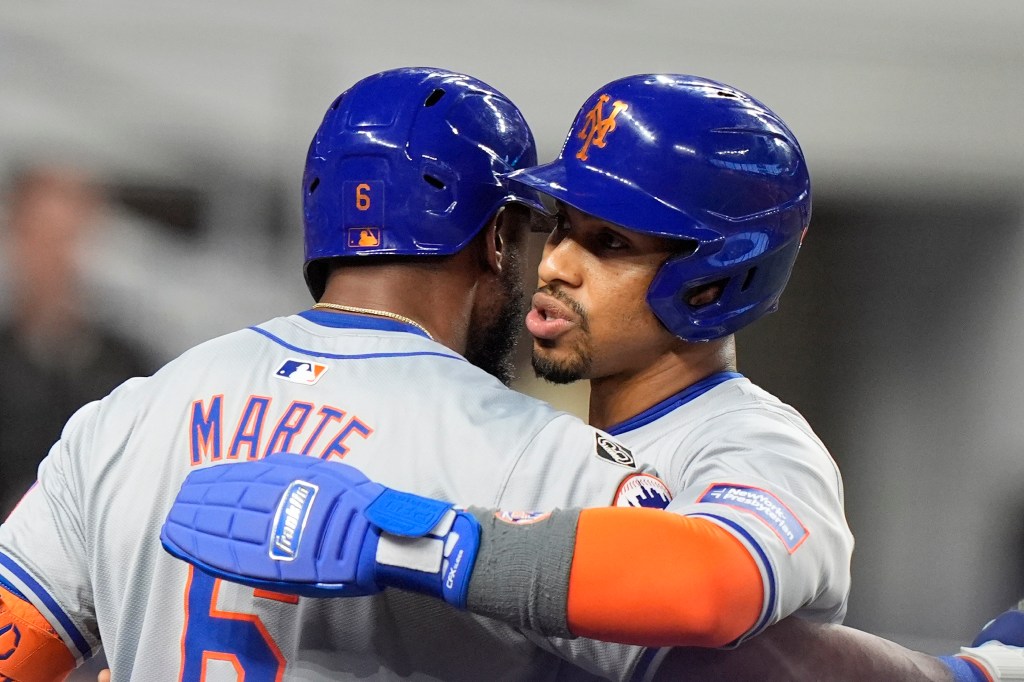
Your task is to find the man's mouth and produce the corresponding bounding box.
[525,291,580,341]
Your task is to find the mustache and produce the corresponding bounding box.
[535,285,589,330]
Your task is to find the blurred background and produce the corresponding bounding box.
[1,0,1022,674]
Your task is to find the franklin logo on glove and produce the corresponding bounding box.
[271,481,319,560]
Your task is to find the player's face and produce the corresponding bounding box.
[528,204,680,384]
[464,208,528,386]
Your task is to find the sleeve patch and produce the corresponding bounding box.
[613,474,672,509]
[697,483,808,553]
[595,434,636,468]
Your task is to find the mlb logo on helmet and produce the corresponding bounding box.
[275,359,329,385]
[348,227,381,248]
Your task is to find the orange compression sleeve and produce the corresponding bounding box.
[0,585,77,681]
[567,507,763,647]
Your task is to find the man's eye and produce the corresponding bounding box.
[600,232,626,249]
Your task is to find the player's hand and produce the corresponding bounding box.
[160,453,481,607]
[940,600,1024,681]
[971,600,1024,648]
[98,670,110,682]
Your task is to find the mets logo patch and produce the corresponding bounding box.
[275,359,328,385]
[595,434,635,468]
[270,480,319,561]
[613,473,672,509]
[494,510,551,525]
[698,483,809,553]
[576,94,628,161]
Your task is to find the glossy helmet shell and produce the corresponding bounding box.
[303,67,543,299]
[509,74,811,341]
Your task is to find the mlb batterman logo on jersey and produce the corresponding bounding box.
[275,359,329,385]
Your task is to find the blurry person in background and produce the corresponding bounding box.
[0,164,154,516]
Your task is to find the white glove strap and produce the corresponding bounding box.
[959,642,1024,681]
[376,508,456,572]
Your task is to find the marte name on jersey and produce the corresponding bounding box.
[188,394,375,466]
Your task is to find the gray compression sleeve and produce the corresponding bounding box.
[465,507,581,638]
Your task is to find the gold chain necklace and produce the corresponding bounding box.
[311,302,433,340]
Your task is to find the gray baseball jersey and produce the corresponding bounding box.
[599,371,854,672]
[0,312,851,681]
[0,311,664,682]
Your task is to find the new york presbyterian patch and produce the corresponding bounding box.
[698,483,809,553]
[595,434,635,468]
[274,359,329,385]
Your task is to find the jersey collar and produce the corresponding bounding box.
[607,371,744,436]
[297,309,433,340]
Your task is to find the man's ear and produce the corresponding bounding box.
[687,281,725,307]
[483,207,506,275]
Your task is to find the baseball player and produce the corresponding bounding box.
[155,74,853,674]
[0,66,1005,681]
[158,74,1023,681]
[0,67,655,681]
[508,75,1024,681]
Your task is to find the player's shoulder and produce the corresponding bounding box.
[141,315,305,382]
[625,376,829,460]
[699,377,817,431]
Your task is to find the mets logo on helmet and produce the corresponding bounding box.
[576,94,628,161]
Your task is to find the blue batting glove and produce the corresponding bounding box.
[973,602,1024,648]
[940,601,1024,681]
[160,453,480,607]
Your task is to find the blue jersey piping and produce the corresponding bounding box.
[0,552,92,659]
[249,311,464,362]
[607,371,744,436]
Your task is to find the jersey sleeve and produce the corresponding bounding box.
[0,400,102,664]
[666,408,853,643]
[494,413,663,681]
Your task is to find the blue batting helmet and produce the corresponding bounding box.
[509,74,811,341]
[303,67,544,299]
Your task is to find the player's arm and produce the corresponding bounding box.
[161,454,762,647]
[648,618,952,681]
[651,601,1024,682]
[0,585,77,681]
[0,400,106,677]
[470,506,761,647]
